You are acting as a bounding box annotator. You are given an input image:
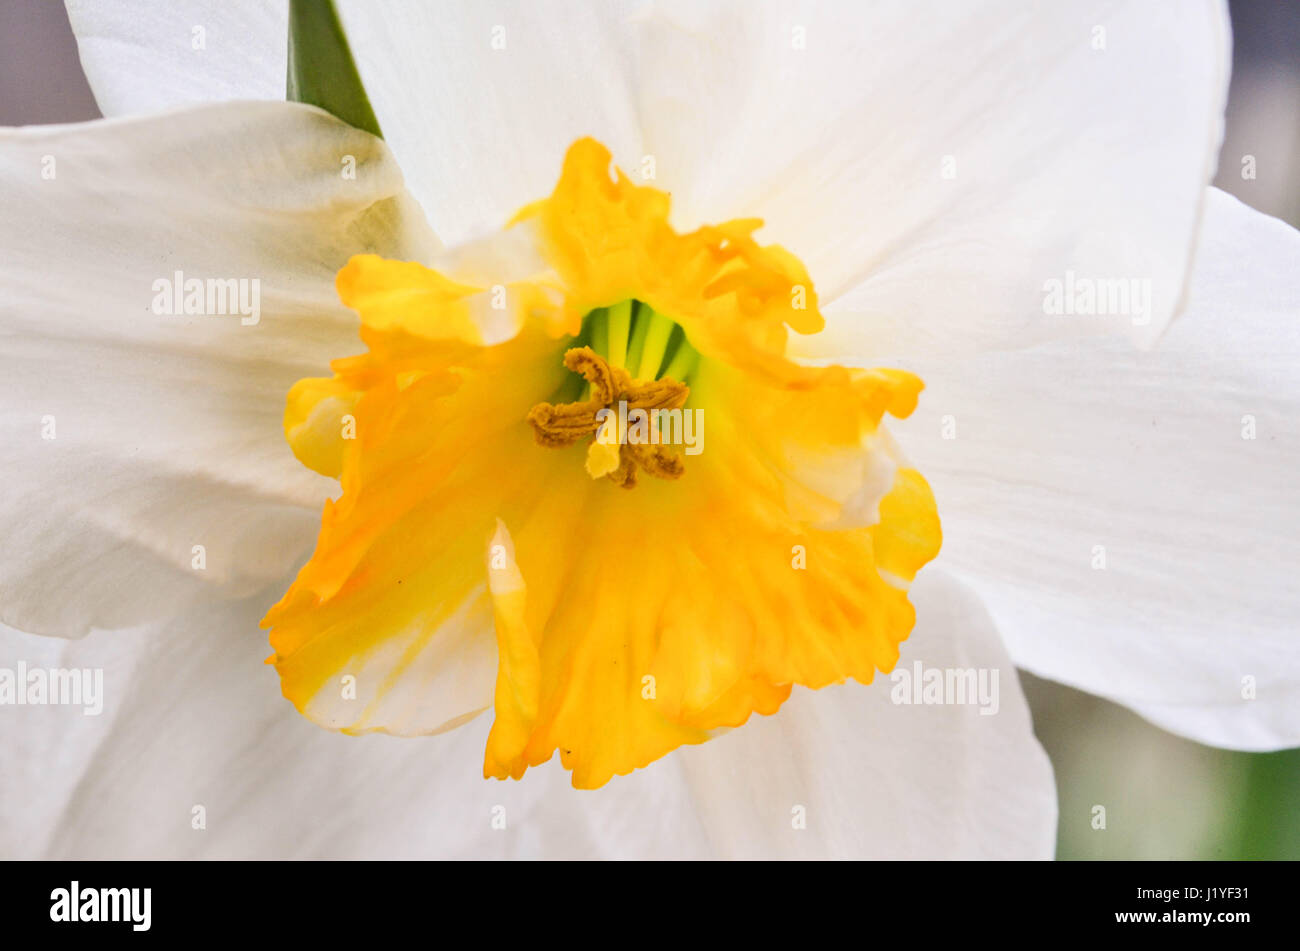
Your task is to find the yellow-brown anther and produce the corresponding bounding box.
[527,346,690,487]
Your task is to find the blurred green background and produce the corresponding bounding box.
[1024,675,1300,859]
[1,0,1295,859]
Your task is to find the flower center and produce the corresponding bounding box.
[526,300,698,489]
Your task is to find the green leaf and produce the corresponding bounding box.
[1230,749,1300,859]
[286,0,383,139]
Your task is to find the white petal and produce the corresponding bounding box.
[744,0,1231,355]
[892,188,1300,750]
[334,0,644,245]
[0,101,436,637]
[1,570,1053,858]
[64,0,287,115]
[0,596,600,859]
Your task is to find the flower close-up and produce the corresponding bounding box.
[1,0,1297,867]
[266,136,941,790]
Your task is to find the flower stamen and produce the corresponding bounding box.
[527,343,690,489]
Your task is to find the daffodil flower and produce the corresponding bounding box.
[0,0,1295,858]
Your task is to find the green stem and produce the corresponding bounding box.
[636,308,675,380]
[606,300,632,368]
[589,307,609,359]
[287,0,383,138]
[625,302,652,374]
